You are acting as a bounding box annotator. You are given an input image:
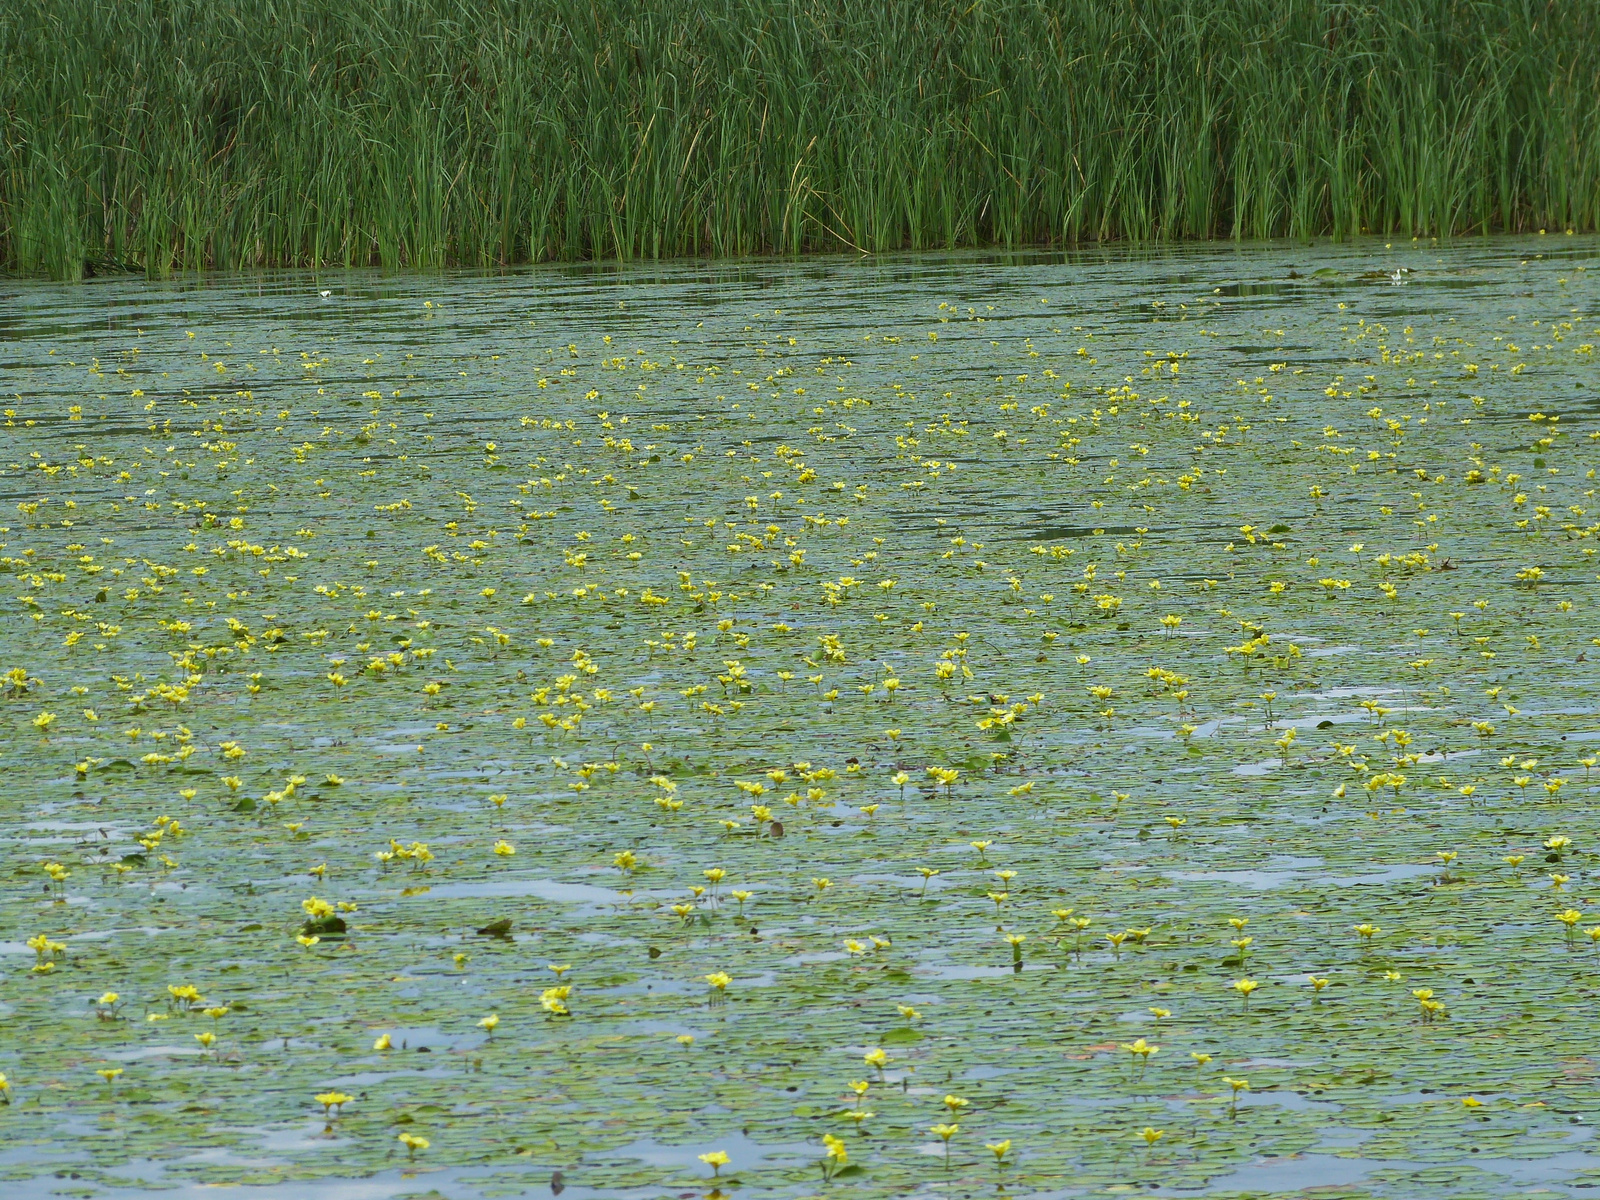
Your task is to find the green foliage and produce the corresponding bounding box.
[1,0,1598,275]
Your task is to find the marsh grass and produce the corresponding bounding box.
[3,0,1599,278]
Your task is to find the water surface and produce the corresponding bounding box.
[1,238,1597,1197]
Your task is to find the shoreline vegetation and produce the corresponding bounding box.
[3,0,1598,280]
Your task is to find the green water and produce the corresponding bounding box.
[1,238,1598,1199]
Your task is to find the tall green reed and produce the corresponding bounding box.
[3,0,1597,278]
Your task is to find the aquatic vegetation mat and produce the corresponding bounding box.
[1,238,1599,1199]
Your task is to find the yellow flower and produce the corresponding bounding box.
[26,933,64,960]
[1141,1127,1164,1146]
[541,986,571,1015]
[315,1091,352,1113]
[1120,1038,1159,1063]
[698,1150,731,1176]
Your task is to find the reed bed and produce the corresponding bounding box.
[3,0,1598,278]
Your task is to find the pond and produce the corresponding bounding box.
[1,237,1598,1198]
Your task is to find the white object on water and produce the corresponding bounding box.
[319,289,332,298]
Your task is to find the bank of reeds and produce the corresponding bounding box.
[3,0,1598,278]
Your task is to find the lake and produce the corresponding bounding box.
[1,238,1597,1198]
